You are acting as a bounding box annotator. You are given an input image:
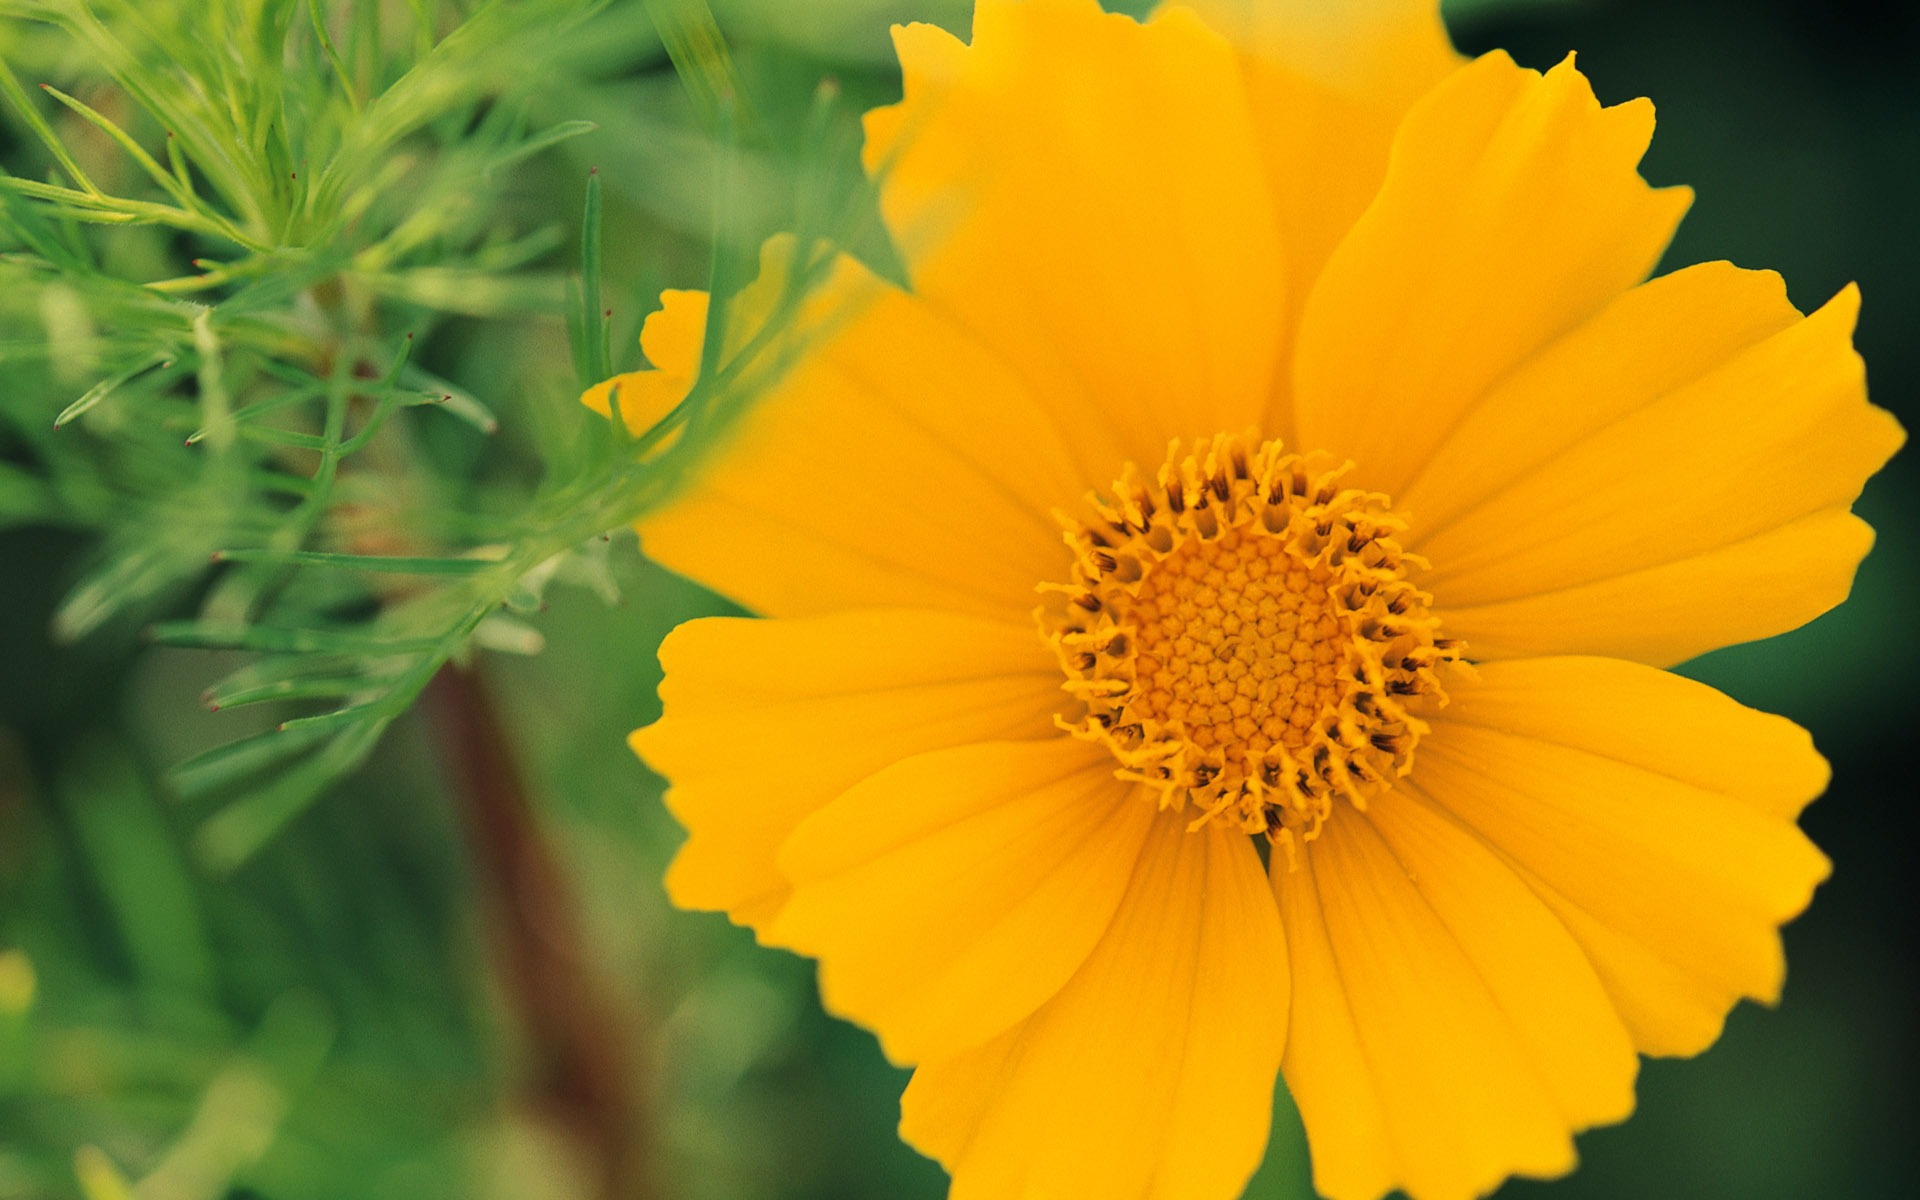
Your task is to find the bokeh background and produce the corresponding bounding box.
[1,1,1913,1198]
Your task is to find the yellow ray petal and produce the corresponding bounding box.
[1280,791,1633,1200]
[1435,656,1830,819]
[580,289,709,435]
[1275,868,1396,1200]
[1396,261,1798,530]
[865,0,1284,467]
[1366,788,1639,1125]
[1168,0,1462,437]
[631,609,1061,932]
[630,243,1092,621]
[1415,284,1903,664]
[1293,52,1691,497]
[636,288,709,370]
[1418,657,1833,1057]
[1436,509,1878,666]
[1170,0,1457,106]
[769,739,1149,1064]
[900,809,1286,1200]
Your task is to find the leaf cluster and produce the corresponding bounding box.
[0,0,861,869]
[0,0,914,1195]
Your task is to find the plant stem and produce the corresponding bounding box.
[423,663,649,1199]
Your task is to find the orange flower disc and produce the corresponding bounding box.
[1045,434,1460,854]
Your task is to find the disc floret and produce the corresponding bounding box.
[1041,433,1462,860]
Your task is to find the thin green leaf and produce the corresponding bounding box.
[400,363,499,434]
[205,675,383,711]
[305,0,362,112]
[168,722,337,798]
[0,57,102,196]
[643,0,753,139]
[0,175,266,249]
[209,548,504,574]
[54,538,212,643]
[146,621,440,655]
[193,721,387,873]
[188,381,327,442]
[34,83,197,210]
[53,351,172,428]
[272,700,395,736]
[224,425,329,451]
[578,168,610,386]
[485,119,598,182]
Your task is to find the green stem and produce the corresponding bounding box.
[422,664,652,1200]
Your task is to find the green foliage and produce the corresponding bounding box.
[0,734,486,1200]
[4,2,1905,1199]
[0,0,864,873]
[0,1,882,1193]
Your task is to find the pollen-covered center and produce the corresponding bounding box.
[1128,531,1346,755]
[1041,433,1462,860]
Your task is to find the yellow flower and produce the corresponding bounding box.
[586,1,1903,1197]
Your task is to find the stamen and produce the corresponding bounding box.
[1038,432,1463,861]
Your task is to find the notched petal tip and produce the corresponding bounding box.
[579,287,711,436]
[640,288,710,374]
[1425,659,1839,1039]
[624,722,681,791]
[891,18,967,82]
[1830,285,1908,458]
[863,22,968,176]
[1805,282,1905,481]
[1296,35,1697,499]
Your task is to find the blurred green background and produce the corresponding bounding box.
[1,1,1912,1198]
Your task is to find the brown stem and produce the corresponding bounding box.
[424,664,649,1199]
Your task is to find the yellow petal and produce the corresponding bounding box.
[637,288,709,372]
[1172,0,1457,106]
[580,289,710,435]
[1418,657,1833,1057]
[1169,0,1461,437]
[1273,860,1393,1200]
[1415,284,1904,664]
[1434,510,1879,666]
[768,738,1150,1064]
[1280,790,1637,1200]
[631,608,1061,931]
[1396,261,1798,530]
[1293,52,1691,497]
[1364,788,1640,1127]
[900,810,1286,1200]
[865,0,1284,467]
[633,244,1091,620]
[1436,656,1830,819]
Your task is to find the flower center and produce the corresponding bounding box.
[1040,433,1462,861]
